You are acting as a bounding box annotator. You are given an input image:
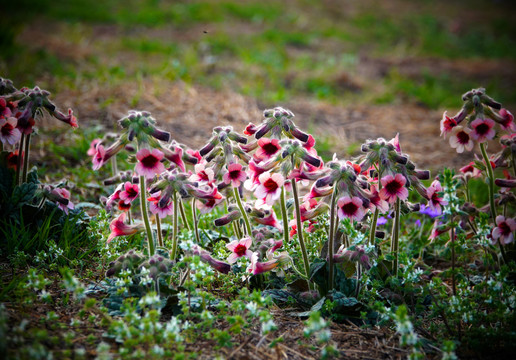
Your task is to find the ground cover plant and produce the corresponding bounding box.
[2,1,516,359]
[1,73,515,359]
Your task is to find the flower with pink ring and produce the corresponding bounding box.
[247,251,290,275]
[426,180,447,215]
[189,163,214,184]
[135,148,165,179]
[0,117,21,145]
[337,195,365,221]
[254,171,284,206]
[491,215,516,245]
[107,212,143,243]
[119,181,139,204]
[449,126,474,153]
[52,188,74,214]
[223,163,247,187]
[148,192,174,218]
[87,139,101,156]
[379,174,408,204]
[498,108,515,131]
[254,138,281,162]
[470,118,495,143]
[440,112,457,137]
[92,144,106,170]
[367,184,389,213]
[226,236,253,264]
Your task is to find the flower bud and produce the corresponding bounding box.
[214,210,241,226]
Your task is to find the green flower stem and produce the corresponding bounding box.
[479,142,508,264]
[156,215,163,247]
[171,192,179,260]
[21,133,31,183]
[392,197,401,277]
[178,199,190,231]
[279,187,289,246]
[111,155,118,178]
[328,188,338,292]
[291,177,311,288]
[233,187,252,237]
[192,198,201,244]
[369,208,379,246]
[450,226,456,296]
[127,209,132,224]
[232,221,242,239]
[15,133,25,185]
[139,175,155,256]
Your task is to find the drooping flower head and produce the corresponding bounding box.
[52,188,74,214]
[491,215,516,245]
[148,192,174,218]
[0,117,21,145]
[440,112,457,137]
[87,139,101,156]
[379,173,408,204]
[498,108,515,131]
[470,117,495,143]
[426,180,447,215]
[135,148,165,179]
[254,171,284,206]
[449,126,474,153]
[337,195,365,222]
[119,181,140,204]
[107,212,143,243]
[226,237,253,264]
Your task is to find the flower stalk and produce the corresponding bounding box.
[139,175,155,256]
[291,176,311,288]
[391,197,401,276]
[21,133,31,183]
[171,191,179,260]
[233,187,252,237]
[328,187,338,292]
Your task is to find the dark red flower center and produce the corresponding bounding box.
[263,178,279,192]
[341,201,358,216]
[475,123,489,136]
[385,179,402,194]
[1,123,14,136]
[199,171,209,181]
[141,154,159,168]
[262,142,279,155]
[499,221,511,236]
[457,131,470,144]
[444,117,457,130]
[234,244,247,257]
[118,200,131,210]
[229,169,241,179]
[126,187,138,198]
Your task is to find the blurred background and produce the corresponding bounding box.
[1,0,516,169]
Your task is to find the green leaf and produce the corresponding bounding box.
[11,182,37,207]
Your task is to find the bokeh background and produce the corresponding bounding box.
[2,0,516,169]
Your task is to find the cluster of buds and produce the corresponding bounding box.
[105,250,145,277]
[139,254,175,279]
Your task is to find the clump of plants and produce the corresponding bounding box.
[2,78,515,359]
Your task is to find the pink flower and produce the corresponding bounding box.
[226,237,253,264]
[247,251,290,275]
[92,144,106,170]
[0,117,21,145]
[379,174,408,203]
[337,196,365,221]
[460,162,482,178]
[196,193,224,214]
[389,133,402,153]
[254,138,281,162]
[148,192,174,218]
[53,108,78,128]
[254,172,284,206]
[87,139,101,156]
[367,184,389,213]
[498,108,515,131]
[135,148,165,179]
[52,188,74,214]
[119,181,139,204]
[470,118,495,143]
[223,163,247,187]
[253,208,282,230]
[189,163,214,184]
[440,112,457,137]
[426,180,447,214]
[491,215,516,245]
[449,126,474,153]
[107,212,142,243]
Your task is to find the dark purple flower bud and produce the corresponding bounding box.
[495,178,516,188]
[361,144,369,152]
[414,170,430,180]
[481,94,502,110]
[393,154,408,165]
[300,150,321,168]
[199,252,231,274]
[228,131,247,144]
[150,128,171,142]
[375,231,385,239]
[263,109,273,118]
[214,210,241,226]
[290,126,309,142]
[199,137,217,156]
[255,123,271,139]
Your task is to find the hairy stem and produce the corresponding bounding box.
[328,187,338,292]
[233,187,252,237]
[171,192,179,259]
[21,133,31,183]
[291,177,311,288]
[192,198,200,244]
[15,133,25,185]
[392,197,401,277]
[179,199,190,231]
[156,215,163,247]
[139,175,155,256]
[279,187,289,246]
[451,226,456,296]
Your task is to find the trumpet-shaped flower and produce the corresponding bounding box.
[226,237,253,264]
[254,171,284,206]
[135,148,165,179]
[491,215,516,245]
[470,118,495,143]
[223,163,247,187]
[189,163,214,184]
[449,126,474,153]
[148,192,174,218]
[379,174,408,203]
[52,188,74,214]
[119,181,139,204]
[426,180,447,214]
[92,144,106,170]
[107,212,142,243]
[498,108,515,131]
[440,112,457,137]
[337,195,365,221]
[0,117,21,145]
[254,138,281,162]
